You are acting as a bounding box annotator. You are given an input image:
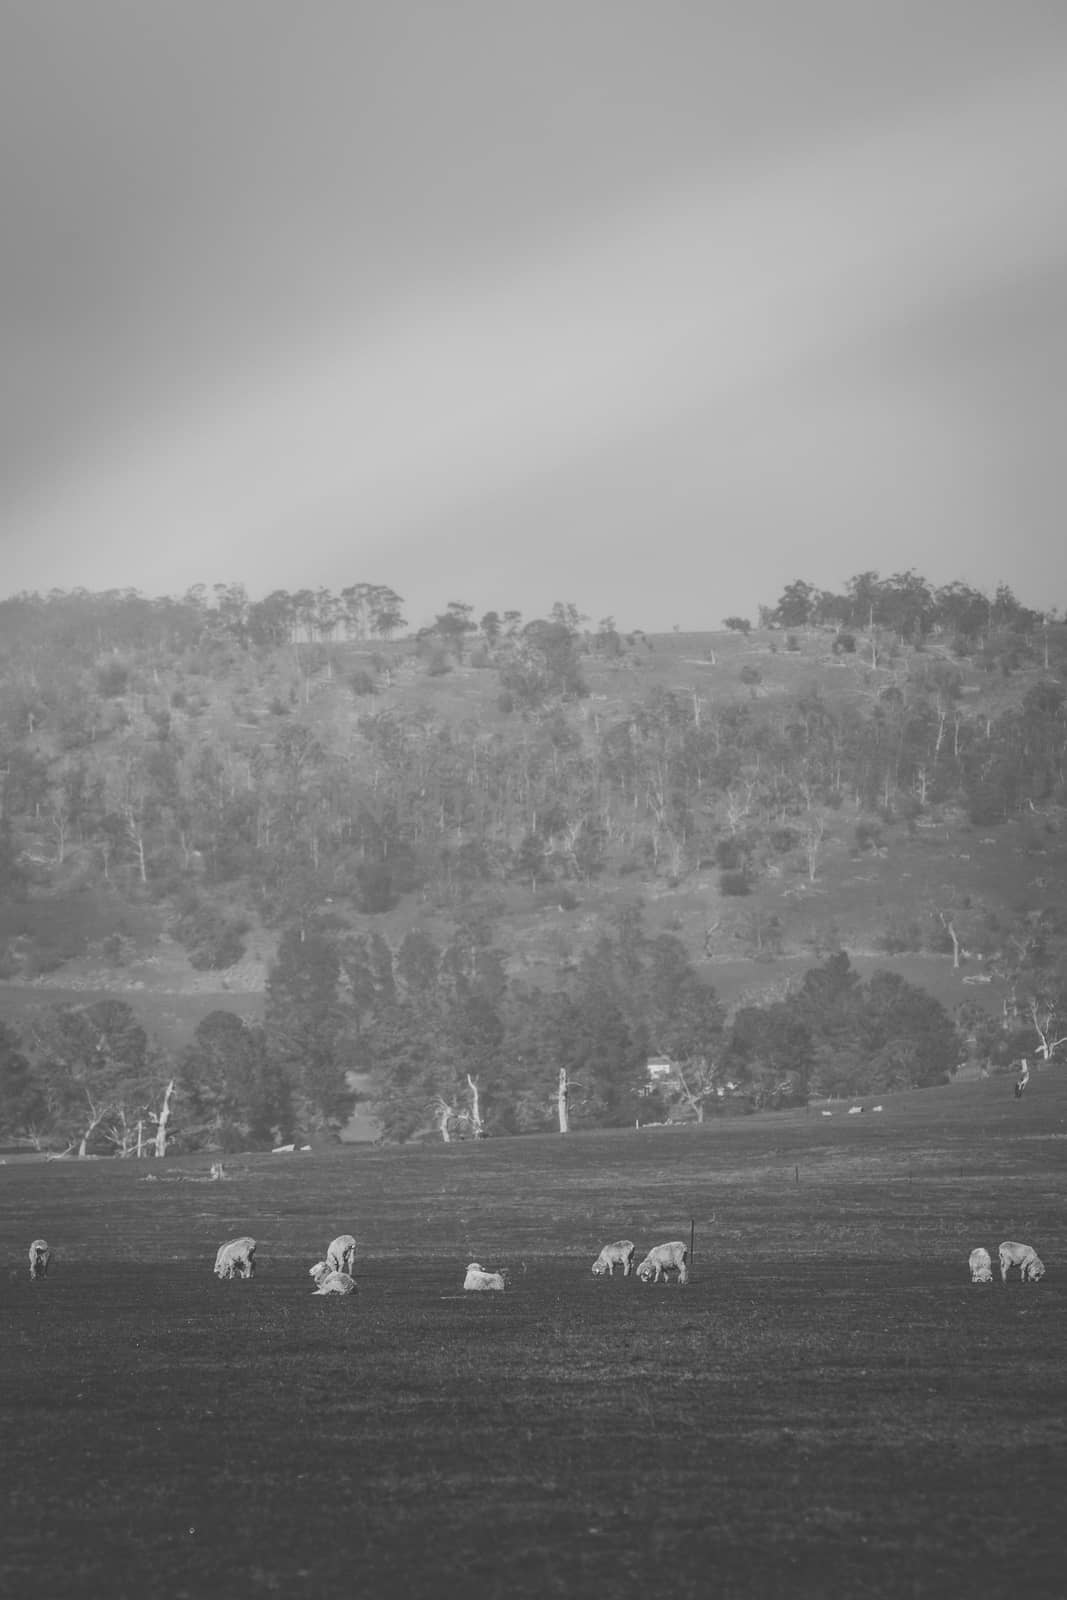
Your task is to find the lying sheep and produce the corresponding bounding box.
[326,1234,356,1275]
[213,1236,257,1280]
[636,1241,689,1285]
[998,1240,1045,1283]
[591,1239,635,1278]
[968,1247,993,1284]
[463,1262,507,1292]
[28,1239,51,1280]
[309,1262,356,1296]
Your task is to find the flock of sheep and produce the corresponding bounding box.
[969,1241,1046,1283]
[24,1231,690,1292]
[26,1232,1046,1291]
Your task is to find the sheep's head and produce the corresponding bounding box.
[591,1260,608,1276]
[637,1264,655,1283]
[1030,1259,1046,1281]
[309,1261,330,1282]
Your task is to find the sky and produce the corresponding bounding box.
[2,2,1067,633]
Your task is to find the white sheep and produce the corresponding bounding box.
[326,1234,356,1275]
[968,1247,993,1284]
[635,1241,689,1285]
[847,1105,863,1115]
[998,1240,1045,1283]
[28,1239,51,1280]
[591,1239,636,1278]
[213,1236,257,1280]
[463,1262,507,1292]
[309,1262,357,1295]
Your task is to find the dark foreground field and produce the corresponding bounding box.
[3,1078,1067,1600]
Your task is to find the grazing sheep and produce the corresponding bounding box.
[213,1236,257,1280]
[309,1262,356,1295]
[968,1247,993,1284]
[591,1239,636,1278]
[998,1240,1045,1283]
[28,1239,51,1280]
[463,1262,507,1292]
[326,1234,356,1275]
[847,1105,863,1115]
[636,1241,689,1285]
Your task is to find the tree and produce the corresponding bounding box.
[723,616,751,634]
[773,581,815,629]
[642,935,726,1121]
[265,929,355,1135]
[27,1000,155,1156]
[0,1021,47,1143]
[180,1011,292,1150]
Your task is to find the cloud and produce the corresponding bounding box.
[5,57,1067,605]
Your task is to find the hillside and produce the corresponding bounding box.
[0,582,1065,1150]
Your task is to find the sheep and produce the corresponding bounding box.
[326,1234,356,1275]
[213,1236,257,1280]
[463,1262,507,1292]
[968,1247,993,1284]
[591,1239,636,1278]
[635,1241,689,1285]
[309,1261,356,1295]
[998,1240,1045,1283]
[28,1239,51,1280]
[847,1105,863,1115]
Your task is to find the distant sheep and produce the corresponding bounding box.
[326,1234,356,1275]
[28,1239,51,1280]
[309,1262,356,1296]
[636,1241,689,1285]
[968,1247,993,1284]
[998,1240,1045,1283]
[591,1239,635,1278]
[821,1110,833,1117]
[847,1106,863,1115]
[213,1236,257,1280]
[464,1262,507,1292]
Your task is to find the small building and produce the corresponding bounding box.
[642,1056,675,1096]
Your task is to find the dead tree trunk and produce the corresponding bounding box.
[557,1068,569,1135]
[153,1079,175,1158]
[433,1097,454,1142]
[466,1074,484,1138]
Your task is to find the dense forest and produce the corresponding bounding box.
[1,570,1065,1154]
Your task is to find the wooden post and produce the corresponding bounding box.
[135,1119,143,1159]
[557,1068,569,1135]
[689,1218,695,1274]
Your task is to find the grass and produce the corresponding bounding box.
[3,1072,1066,1598]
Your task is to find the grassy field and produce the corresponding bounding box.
[3,1073,1066,1599]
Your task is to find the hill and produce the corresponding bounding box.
[0,582,1065,1150]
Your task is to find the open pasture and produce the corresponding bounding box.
[3,1075,1066,1599]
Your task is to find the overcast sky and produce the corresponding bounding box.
[2,2,1067,631]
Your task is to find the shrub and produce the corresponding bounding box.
[854,819,883,853]
[349,670,377,696]
[833,632,856,654]
[739,665,762,685]
[176,900,250,970]
[878,916,923,954]
[719,869,751,896]
[715,837,747,870]
[785,635,801,652]
[96,661,129,697]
